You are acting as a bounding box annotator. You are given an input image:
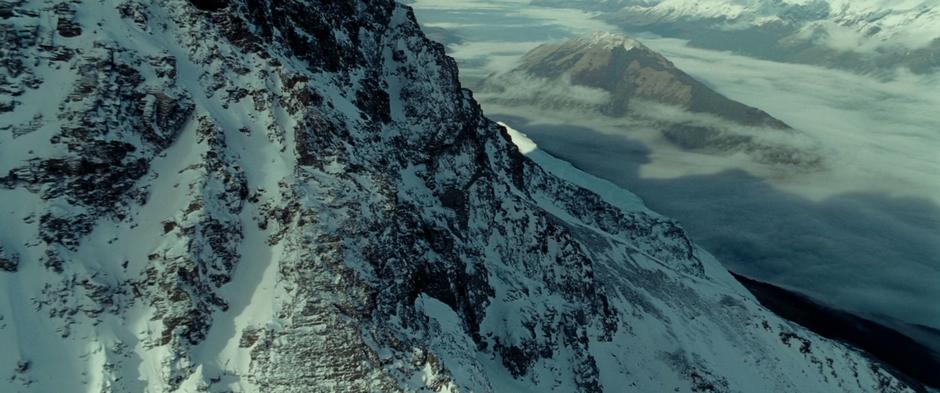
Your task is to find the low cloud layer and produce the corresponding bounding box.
[412,0,617,80]
[638,35,940,202]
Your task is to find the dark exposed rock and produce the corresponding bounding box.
[0,246,18,272]
[0,2,14,19]
[190,0,227,12]
[234,0,395,72]
[0,99,14,112]
[55,17,81,37]
[38,213,95,252]
[53,3,81,37]
[0,2,40,114]
[117,1,148,26]
[0,41,193,255]
[355,73,391,124]
[239,327,261,348]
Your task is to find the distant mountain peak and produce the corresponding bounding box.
[512,32,788,129]
[477,33,824,167]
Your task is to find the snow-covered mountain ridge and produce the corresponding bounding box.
[532,0,940,73]
[537,0,940,47]
[0,0,922,391]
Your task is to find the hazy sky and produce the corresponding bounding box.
[411,0,940,351]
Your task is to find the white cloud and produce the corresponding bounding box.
[447,41,544,75]
[477,72,613,107]
[636,35,940,203]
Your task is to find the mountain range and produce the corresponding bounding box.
[532,0,940,74]
[0,0,925,392]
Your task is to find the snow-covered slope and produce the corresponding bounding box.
[0,0,920,392]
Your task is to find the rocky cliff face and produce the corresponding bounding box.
[0,1,919,392]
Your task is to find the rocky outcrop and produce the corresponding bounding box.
[0,1,918,392]
[0,246,17,272]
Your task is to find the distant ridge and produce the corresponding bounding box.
[513,32,789,128]
[478,32,822,167]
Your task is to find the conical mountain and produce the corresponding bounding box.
[513,32,789,128]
